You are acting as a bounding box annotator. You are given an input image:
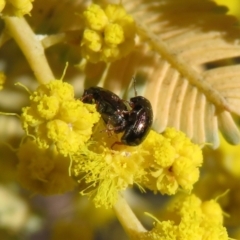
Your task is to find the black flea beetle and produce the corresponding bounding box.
[121,96,153,146]
[81,83,153,146]
[82,86,128,133]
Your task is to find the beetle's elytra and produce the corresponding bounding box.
[82,86,128,133]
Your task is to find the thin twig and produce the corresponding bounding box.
[114,194,147,239]
[4,16,55,84]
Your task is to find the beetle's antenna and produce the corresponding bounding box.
[132,76,137,97]
[60,62,68,81]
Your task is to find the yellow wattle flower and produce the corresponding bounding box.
[143,194,228,240]
[21,80,100,156]
[141,128,203,195]
[81,3,136,63]
[17,139,76,195]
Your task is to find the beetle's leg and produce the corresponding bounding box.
[81,93,94,102]
[106,120,126,133]
[99,120,114,137]
[114,108,129,116]
[132,76,138,97]
[111,141,124,149]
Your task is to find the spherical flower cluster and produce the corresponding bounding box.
[72,125,203,208]
[21,80,100,156]
[73,146,146,208]
[17,139,76,195]
[141,194,228,240]
[81,3,136,63]
[0,0,34,16]
[72,122,146,208]
[0,72,6,90]
[141,129,203,195]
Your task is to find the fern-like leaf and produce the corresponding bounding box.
[86,0,240,148]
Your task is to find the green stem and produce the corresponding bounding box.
[114,194,147,239]
[4,16,55,84]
